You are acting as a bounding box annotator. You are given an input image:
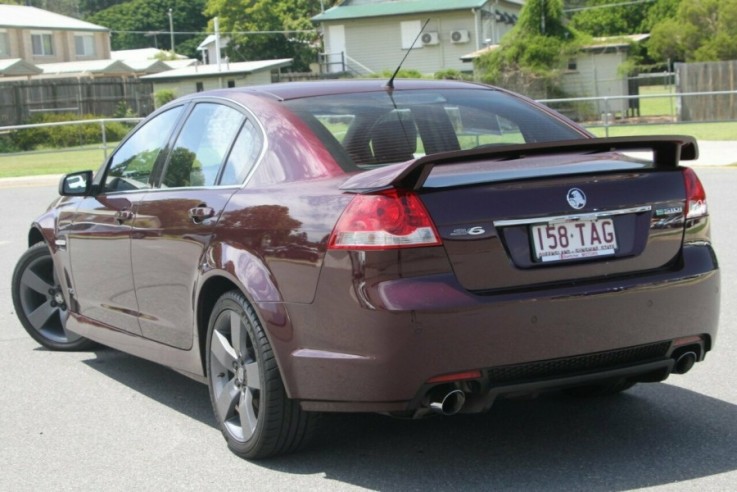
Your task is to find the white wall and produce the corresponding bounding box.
[152,71,275,98]
[326,13,480,75]
[561,50,630,115]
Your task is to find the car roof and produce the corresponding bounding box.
[192,79,496,102]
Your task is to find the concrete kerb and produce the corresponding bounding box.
[0,174,62,188]
[686,141,737,167]
[0,141,734,189]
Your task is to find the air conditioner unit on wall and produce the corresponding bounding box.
[421,32,439,46]
[450,29,470,44]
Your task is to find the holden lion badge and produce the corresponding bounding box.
[567,188,586,210]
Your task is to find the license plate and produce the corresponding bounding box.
[531,218,617,263]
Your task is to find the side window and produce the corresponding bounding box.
[161,103,245,188]
[220,119,263,186]
[104,106,184,192]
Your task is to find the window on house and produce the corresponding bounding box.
[31,32,54,56]
[400,20,423,50]
[227,80,235,88]
[196,82,204,92]
[567,58,577,71]
[75,34,95,56]
[0,31,8,57]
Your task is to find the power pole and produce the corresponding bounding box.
[168,8,175,53]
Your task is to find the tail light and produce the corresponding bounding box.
[328,189,441,250]
[683,167,707,219]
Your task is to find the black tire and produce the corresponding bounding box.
[562,380,637,397]
[206,291,318,459]
[11,242,95,351]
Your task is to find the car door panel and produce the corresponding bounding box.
[65,105,185,334]
[130,102,247,349]
[66,193,143,333]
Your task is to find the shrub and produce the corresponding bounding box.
[0,134,20,153]
[367,69,427,79]
[434,69,472,81]
[8,113,136,152]
[114,100,137,118]
[154,89,177,108]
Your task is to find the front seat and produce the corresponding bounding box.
[369,118,418,164]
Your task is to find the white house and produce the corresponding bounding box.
[312,0,524,75]
[560,34,650,117]
[462,34,649,117]
[0,5,111,65]
[197,35,230,65]
[141,58,293,97]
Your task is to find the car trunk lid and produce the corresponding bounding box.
[340,136,698,292]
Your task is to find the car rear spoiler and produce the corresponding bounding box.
[340,135,698,193]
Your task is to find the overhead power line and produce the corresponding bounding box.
[564,0,657,13]
[111,29,317,35]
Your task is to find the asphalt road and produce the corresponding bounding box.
[1,169,736,491]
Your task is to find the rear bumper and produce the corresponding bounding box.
[264,244,720,413]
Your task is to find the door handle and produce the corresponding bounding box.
[114,209,134,223]
[189,206,215,223]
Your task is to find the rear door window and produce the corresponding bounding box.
[220,119,263,185]
[161,103,245,188]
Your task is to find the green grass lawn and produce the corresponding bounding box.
[586,121,737,141]
[0,145,109,178]
[2,117,736,179]
[638,85,677,118]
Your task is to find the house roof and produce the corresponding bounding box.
[581,33,650,51]
[38,59,134,76]
[460,44,500,62]
[120,59,172,74]
[197,35,230,50]
[141,59,293,81]
[0,58,42,77]
[162,59,200,70]
[111,48,189,61]
[313,0,520,22]
[461,34,651,61]
[0,5,108,32]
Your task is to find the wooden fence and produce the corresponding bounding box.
[676,61,737,122]
[0,77,155,126]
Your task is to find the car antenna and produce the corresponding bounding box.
[386,18,431,90]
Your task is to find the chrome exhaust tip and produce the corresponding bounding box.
[429,389,466,416]
[673,351,697,374]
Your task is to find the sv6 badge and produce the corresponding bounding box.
[445,225,493,239]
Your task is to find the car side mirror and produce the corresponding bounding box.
[59,170,94,196]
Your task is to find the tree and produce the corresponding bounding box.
[204,0,339,71]
[10,0,82,17]
[79,0,128,17]
[648,0,737,63]
[87,0,208,59]
[568,0,650,36]
[640,0,681,31]
[475,0,585,96]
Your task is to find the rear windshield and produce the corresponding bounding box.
[283,88,586,170]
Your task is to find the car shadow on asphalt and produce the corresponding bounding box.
[80,347,216,429]
[82,348,737,490]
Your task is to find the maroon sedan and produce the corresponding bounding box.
[11,80,720,459]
